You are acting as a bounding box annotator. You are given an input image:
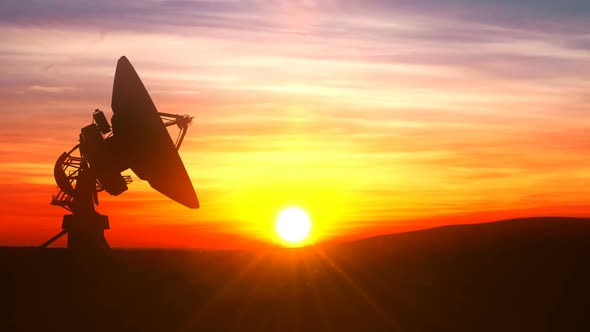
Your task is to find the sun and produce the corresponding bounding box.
[276,207,311,244]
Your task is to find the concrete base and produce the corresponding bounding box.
[62,214,110,250]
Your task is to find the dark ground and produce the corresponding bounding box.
[2,217,589,331]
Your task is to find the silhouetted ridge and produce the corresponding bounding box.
[2,216,589,332]
[338,216,590,252]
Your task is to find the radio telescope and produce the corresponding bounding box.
[41,56,199,250]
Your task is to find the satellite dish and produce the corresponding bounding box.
[41,56,199,250]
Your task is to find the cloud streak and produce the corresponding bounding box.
[0,0,589,247]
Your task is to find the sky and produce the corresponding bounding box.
[0,0,589,248]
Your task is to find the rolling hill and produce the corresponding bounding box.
[1,217,589,331]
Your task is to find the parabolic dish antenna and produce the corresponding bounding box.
[41,56,199,250]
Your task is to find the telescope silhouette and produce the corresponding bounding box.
[41,56,199,250]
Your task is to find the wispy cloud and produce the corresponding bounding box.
[0,0,589,246]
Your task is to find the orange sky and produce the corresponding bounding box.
[1,1,590,248]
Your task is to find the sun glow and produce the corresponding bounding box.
[276,207,312,245]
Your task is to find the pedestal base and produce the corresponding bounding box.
[62,214,110,250]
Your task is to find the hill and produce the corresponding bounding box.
[1,217,589,331]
